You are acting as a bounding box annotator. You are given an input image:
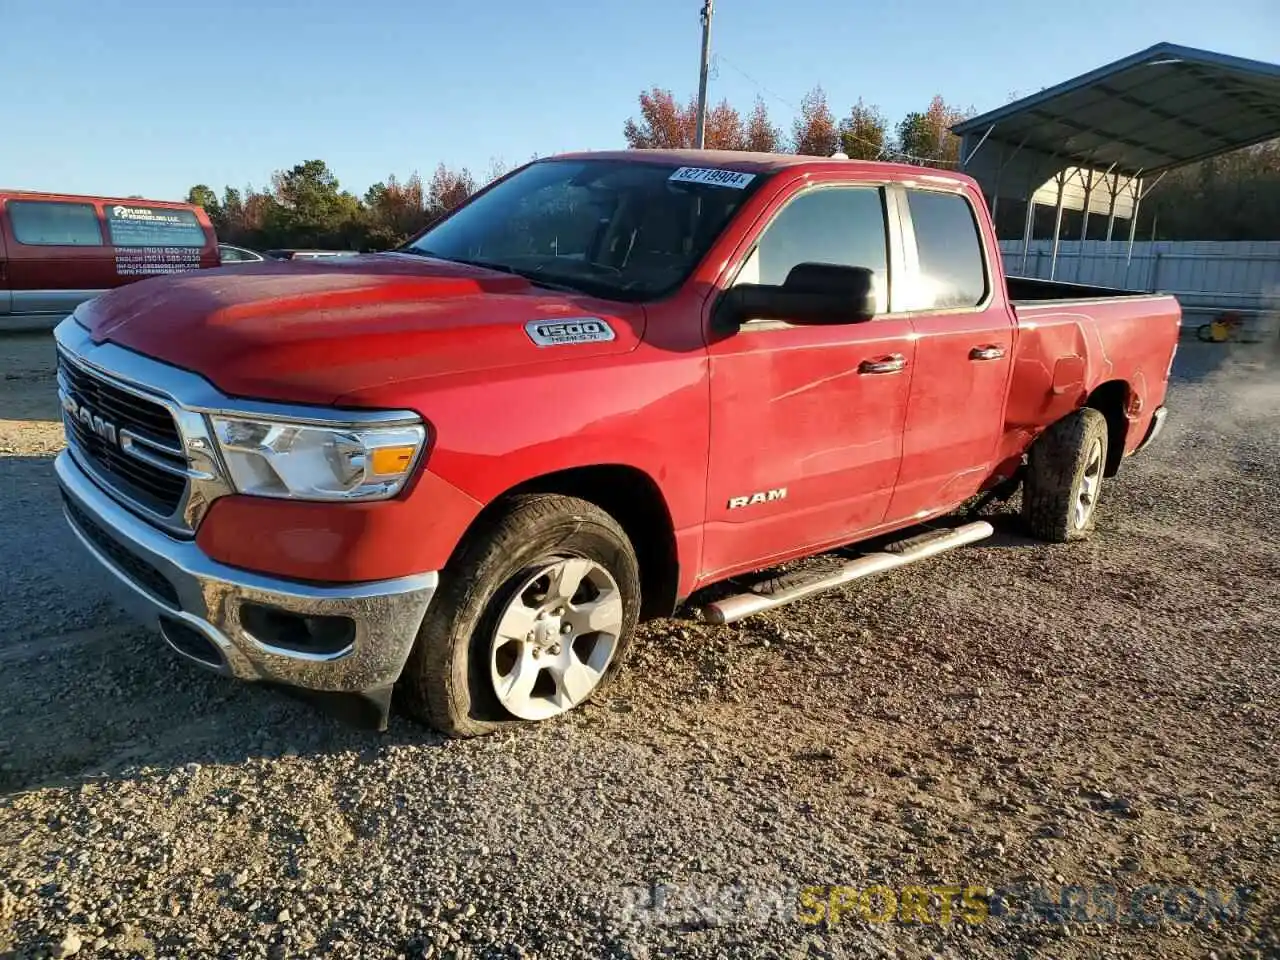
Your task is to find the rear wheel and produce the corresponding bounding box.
[1022,408,1109,543]
[398,494,640,737]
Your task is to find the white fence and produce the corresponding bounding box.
[998,240,1280,327]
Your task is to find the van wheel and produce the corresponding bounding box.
[398,494,640,737]
[1022,408,1109,543]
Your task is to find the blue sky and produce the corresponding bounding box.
[3,0,1276,202]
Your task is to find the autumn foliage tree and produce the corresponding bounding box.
[791,87,838,156]
[622,88,748,150]
[363,173,426,249]
[189,160,487,252]
[839,100,888,160]
[426,163,477,219]
[623,88,695,148]
[704,101,746,150]
[894,95,971,166]
[622,85,968,167]
[744,98,782,153]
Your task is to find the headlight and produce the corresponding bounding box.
[210,415,426,501]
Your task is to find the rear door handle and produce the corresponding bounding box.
[858,354,907,375]
[969,345,1006,361]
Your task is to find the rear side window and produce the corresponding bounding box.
[904,190,987,309]
[737,186,888,310]
[8,201,103,246]
[106,205,206,247]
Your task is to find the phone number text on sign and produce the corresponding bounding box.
[115,247,203,276]
[668,167,756,189]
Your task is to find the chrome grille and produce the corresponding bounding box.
[58,352,189,515]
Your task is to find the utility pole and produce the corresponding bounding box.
[694,0,714,148]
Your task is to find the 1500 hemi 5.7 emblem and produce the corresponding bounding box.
[728,488,788,509]
[525,318,616,347]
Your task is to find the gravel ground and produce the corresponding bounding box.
[1,332,1277,959]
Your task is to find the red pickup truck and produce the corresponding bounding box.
[54,150,1178,734]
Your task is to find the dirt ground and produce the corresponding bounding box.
[0,331,1276,960]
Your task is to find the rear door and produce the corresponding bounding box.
[885,184,1015,522]
[4,198,112,321]
[703,181,917,578]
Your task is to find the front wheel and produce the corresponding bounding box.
[1021,408,1109,543]
[398,494,641,737]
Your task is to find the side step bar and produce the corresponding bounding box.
[701,520,994,625]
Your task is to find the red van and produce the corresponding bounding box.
[0,191,218,331]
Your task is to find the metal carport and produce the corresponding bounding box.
[953,43,1280,278]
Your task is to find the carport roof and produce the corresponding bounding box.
[953,43,1280,176]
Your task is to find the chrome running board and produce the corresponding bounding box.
[701,521,995,625]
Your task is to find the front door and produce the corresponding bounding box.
[886,185,1014,521]
[702,184,915,580]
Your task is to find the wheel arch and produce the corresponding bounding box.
[1085,379,1132,477]
[457,464,680,620]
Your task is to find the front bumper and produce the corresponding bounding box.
[56,450,438,699]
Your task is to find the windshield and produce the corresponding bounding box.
[404,159,765,301]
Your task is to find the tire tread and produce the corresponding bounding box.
[399,494,637,737]
[1022,408,1109,544]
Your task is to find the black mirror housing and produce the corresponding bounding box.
[713,262,877,330]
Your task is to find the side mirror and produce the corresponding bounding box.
[714,262,877,330]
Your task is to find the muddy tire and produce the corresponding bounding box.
[397,494,640,737]
[1022,408,1109,543]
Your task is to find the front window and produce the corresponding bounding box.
[404,159,765,301]
[734,186,889,314]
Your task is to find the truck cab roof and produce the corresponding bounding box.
[550,149,981,187]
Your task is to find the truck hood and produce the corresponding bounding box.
[78,254,646,405]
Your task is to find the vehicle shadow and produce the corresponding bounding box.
[0,451,442,799]
[965,509,1040,549]
[0,646,445,799]
[0,331,60,423]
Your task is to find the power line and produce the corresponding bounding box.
[714,53,797,111]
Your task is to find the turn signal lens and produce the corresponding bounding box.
[370,444,418,477]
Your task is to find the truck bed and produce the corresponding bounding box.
[1007,275,1157,304]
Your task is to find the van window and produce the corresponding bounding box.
[105,205,206,247]
[8,201,103,246]
[904,190,987,309]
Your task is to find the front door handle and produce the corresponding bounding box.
[969,345,1006,361]
[858,354,907,375]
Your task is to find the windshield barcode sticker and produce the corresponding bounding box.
[669,167,755,189]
